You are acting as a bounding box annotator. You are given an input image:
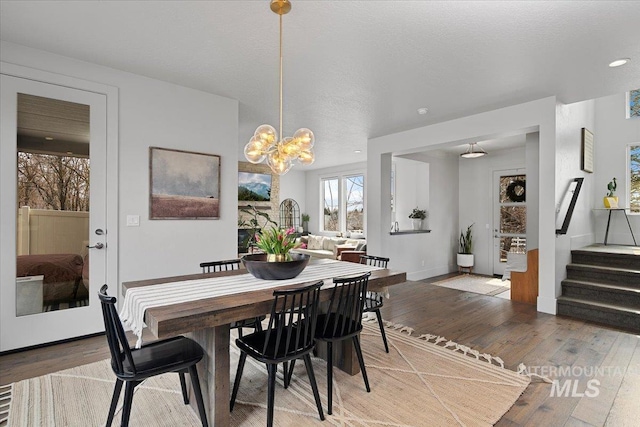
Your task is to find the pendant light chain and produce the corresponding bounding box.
[279,12,283,141]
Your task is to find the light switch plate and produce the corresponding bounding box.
[126,215,140,227]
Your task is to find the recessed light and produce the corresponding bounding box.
[354,150,362,154]
[417,107,429,115]
[609,58,630,68]
[66,151,73,155]
[44,136,54,141]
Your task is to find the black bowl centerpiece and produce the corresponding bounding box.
[242,253,310,280]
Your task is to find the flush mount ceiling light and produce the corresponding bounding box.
[417,107,429,115]
[354,150,362,154]
[609,58,630,67]
[44,136,54,141]
[460,143,488,159]
[243,0,314,175]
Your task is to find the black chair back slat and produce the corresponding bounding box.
[200,259,241,273]
[320,272,370,339]
[99,284,136,376]
[359,255,389,268]
[261,281,322,360]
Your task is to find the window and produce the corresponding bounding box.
[321,173,365,233]
[628,89,640,119]
[322,178,339,231]
[628,145,640,213]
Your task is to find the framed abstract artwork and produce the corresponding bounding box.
[581,128,594,173]
[149,147,220,219]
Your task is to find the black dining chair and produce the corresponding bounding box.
[98,285,209,427]
[199,259,265,337]
[288,272,372,415]
[360,255,390,353]
[230,281,325,427]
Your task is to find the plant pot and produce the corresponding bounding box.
[241,253,310,280]
[457,253,474,268]
[603,196,619,208]
[302,221,309,233]
[412,219,423,230]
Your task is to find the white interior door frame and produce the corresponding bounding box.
[0,62,119,351]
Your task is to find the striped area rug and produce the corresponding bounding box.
[4,322,530,426]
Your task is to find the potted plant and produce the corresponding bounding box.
[409,207,427,230]
[604,178,618,208]
[301,213,310,232]
[457,223,474,271]
[238,204,277,251]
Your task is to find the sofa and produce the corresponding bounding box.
[292,234,366,260]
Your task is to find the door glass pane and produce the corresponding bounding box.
[345,175,364,232]
[499,237,527,262]
[323,178,339,231]
[16,93,90,316]
[499,175,526,203]
[500,206,526,234]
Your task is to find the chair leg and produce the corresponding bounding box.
[353,335,371,392]
[327,341,333,415]
[121,381,137,427]
[188,365,209,427]
[303,354,325,421]
[254,318,263,332]
[106,379,123,427]
[283,361,289,388]
[286,359,296,386]
[266,364,277,427]
[230,352,247,411]
[374,309,389,353]
[179,370,189,404]
[237,327,244,338]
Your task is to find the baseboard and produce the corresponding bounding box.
[406,264,453,281]
[537,295,557,315]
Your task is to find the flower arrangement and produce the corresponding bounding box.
[255,226,301,260]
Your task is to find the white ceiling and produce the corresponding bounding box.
[1,1,639,169]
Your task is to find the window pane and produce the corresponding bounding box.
[630,145,640,213]
[323,178,339,231]
[499,175,526,203]
[345,175,364,231]
[499,237,527,262]
[500,206,526,234]
[630,89,640,118]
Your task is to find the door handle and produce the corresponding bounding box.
[87,242,105,249]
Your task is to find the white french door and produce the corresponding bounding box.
[493,169,527,276]
[0,74,107,351]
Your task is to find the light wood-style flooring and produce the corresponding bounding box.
[1,275,638,426]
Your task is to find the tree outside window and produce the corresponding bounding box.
[629,145,640,213]
[321,174,365,233]
[629,89,640,118]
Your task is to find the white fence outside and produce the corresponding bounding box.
[17,206,89,256]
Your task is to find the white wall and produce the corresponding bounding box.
[594,93,640,244]
[388,153,458,279]
[279,169,307,217]
[1,42,239,289]
[554,99,596,292]
[303,162,367,235]
[458,146,526,276]
[368,97,558,313]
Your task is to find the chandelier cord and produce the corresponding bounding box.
[279,12,283,142]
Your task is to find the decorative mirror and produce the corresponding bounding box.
[279,198,300,230]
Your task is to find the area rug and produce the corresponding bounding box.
[4,322,529,427]
[432,274,511,296]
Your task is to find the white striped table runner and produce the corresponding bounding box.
[120,260,382,347]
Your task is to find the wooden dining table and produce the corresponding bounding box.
[121,259,406,426]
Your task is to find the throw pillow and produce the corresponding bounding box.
[355,241,366,252]
[307,235,324,250]
[323,238,347,252]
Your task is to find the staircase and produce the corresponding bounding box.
[557,245,640,332]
